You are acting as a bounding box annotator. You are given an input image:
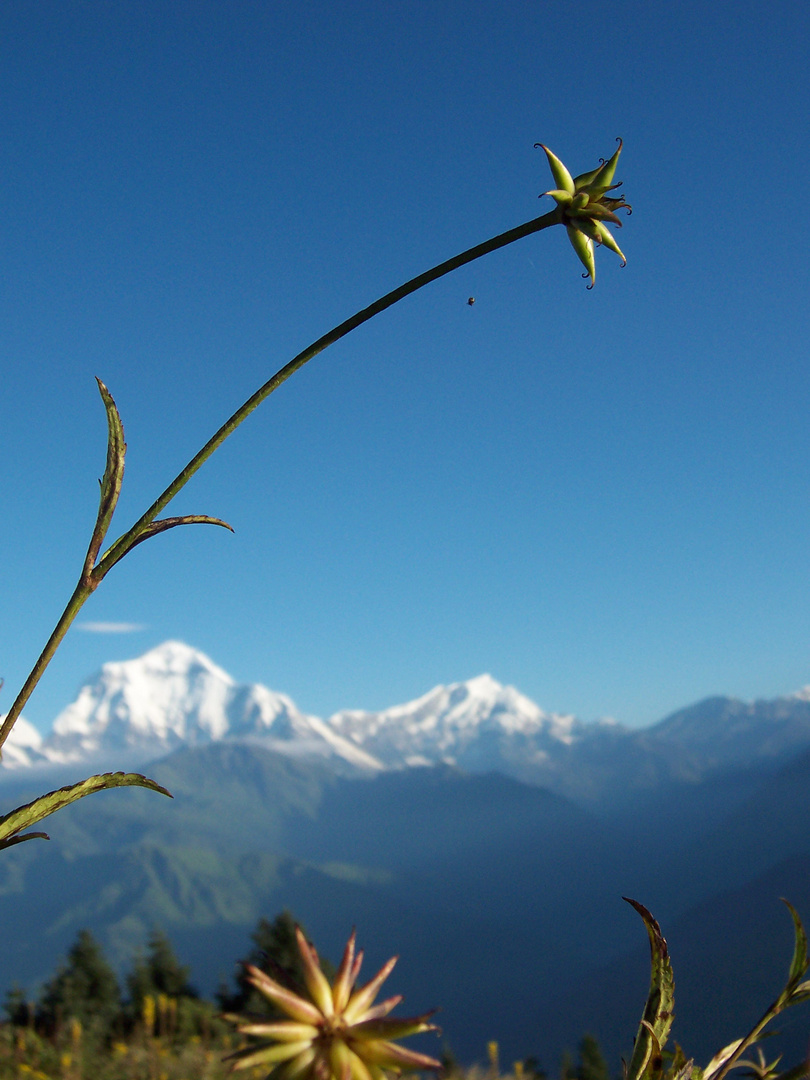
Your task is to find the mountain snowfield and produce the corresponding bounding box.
[4,640,810,790]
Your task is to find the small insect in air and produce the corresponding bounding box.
[467,297,475,306]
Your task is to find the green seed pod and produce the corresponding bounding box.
[566,225,596,285]
[537,144,575,195]
[542,188,575,206]
[592,220,627,264]
[571,164,604,189]
[572,217,627,265]
[538,140,631,286]
[589,137,623,189]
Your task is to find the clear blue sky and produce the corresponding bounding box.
[3,0,810,733]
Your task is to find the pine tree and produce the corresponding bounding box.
[126,928,196,1013]
[575,1035,611,1080]
[37,930,121,1038]
[218,910,318,1015]
[522,1057,547,1080]
[3,984,32,1026]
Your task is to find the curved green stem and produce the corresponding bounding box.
[0,206,560,749]
[98,207,560,572]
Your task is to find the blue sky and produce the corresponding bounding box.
[3,0,810,732]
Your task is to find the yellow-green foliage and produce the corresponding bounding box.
[0,1027,581,1080]
[0,1017,232,1080]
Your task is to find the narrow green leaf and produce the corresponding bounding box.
[624,899,675,1080]
[780,899,808,990]
[84,378,127,571]
[0,831,50,849]
[636,1021,663,1080]
[100,515,234,571]
[662,1041,693,1080]
[702,1040,743,1080]
[133,514,234,547]
[736,1047,784,1079]
[0,772,171,849]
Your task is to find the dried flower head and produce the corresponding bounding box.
[226,927,441,1080]
[536,139,632,287]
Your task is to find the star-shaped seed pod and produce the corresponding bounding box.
[536,139,632,287]
[225,927,441,1080]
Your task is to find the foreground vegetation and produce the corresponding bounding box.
[0,1025,614,1080]
[0,913,616,1080]
[3,908,809,1080]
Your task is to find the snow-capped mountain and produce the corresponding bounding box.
[327,673,603,771]
[1,643,606,781]
[2,642,381,774]
[5,642,810,798]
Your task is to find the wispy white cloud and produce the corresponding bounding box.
[75,622,147,634]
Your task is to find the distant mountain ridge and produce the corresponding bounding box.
[5,641,810,803]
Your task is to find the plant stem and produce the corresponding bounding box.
[0,206,560,749]
[0,580,93,748]
[98,207,560,571]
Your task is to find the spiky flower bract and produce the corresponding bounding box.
[536,139,632,287]
[226,928,441,1080]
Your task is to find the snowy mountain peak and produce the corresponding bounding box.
[327,673,580,769]
[33,641,380,773]
[48,640,236,758]
[130,640,235,684]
